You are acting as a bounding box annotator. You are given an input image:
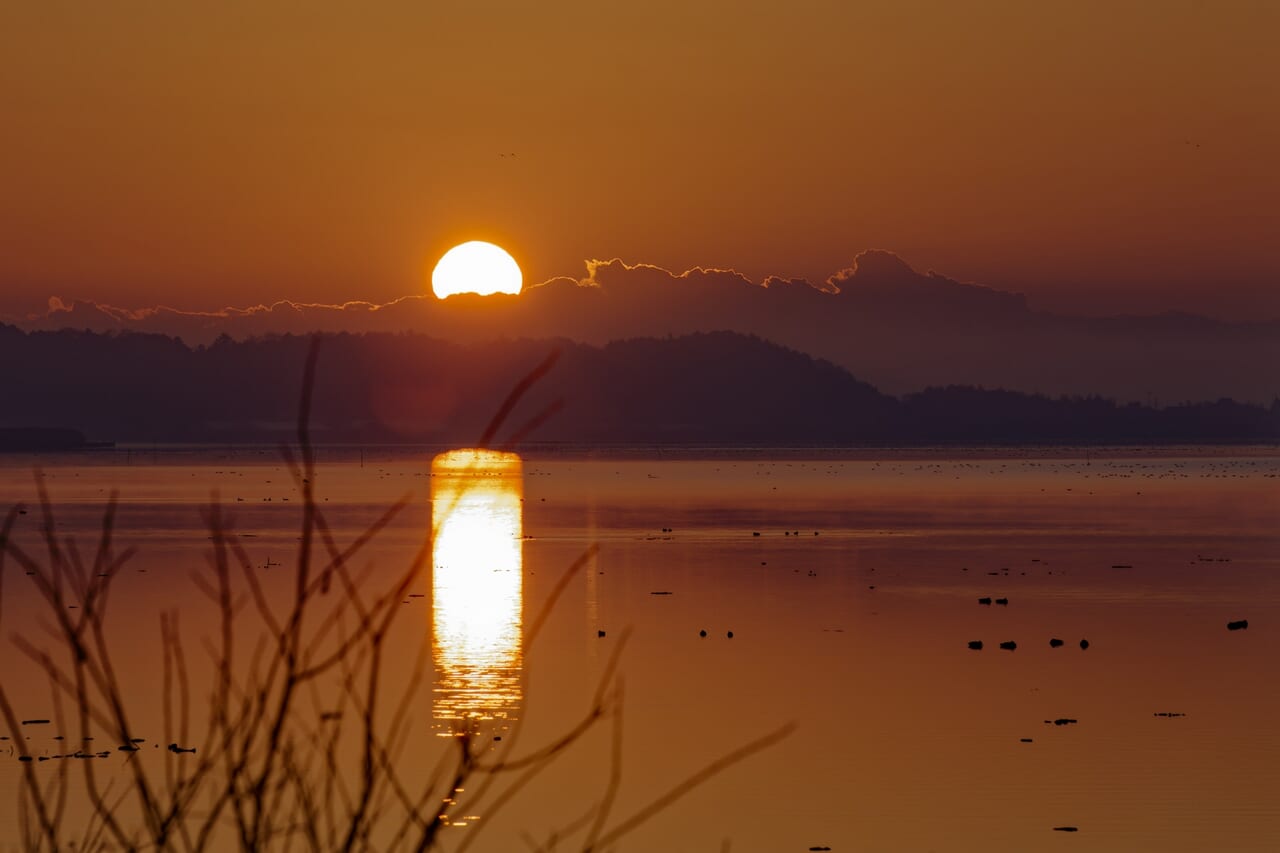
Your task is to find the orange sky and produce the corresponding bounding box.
[2,1,1277,319]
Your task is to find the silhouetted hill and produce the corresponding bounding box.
[0,427,93,452]
[899,387,1279,443]
[0,325,1275,445]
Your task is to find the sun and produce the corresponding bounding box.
[431,241,522,299]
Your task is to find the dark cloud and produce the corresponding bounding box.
[826,249,920,290]
[762,275,833,294]
[17,295,437,342]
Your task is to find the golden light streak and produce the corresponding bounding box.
[430,449,524,730]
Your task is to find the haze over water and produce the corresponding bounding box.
[1,447,1278,851]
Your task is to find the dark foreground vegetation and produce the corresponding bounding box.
[2,324,1277,445]
[0,339,792,850]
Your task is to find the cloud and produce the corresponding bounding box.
[16,295,439,343]
[21,252,944,345]
[825,249,919,290]
[824,250,1030,316]
[16,256,839,344]
[579,258,756,289]
[762,275,834,294]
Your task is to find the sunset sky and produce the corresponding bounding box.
[3,1,1277,319]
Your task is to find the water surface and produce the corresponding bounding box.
[1,448,1277,851]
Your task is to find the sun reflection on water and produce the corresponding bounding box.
[430,449,523,732]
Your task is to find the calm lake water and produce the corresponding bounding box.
[1,447,1278,852]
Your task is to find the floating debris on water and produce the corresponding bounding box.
[999,641,1017,651]
[1053,826,1079,832]
[1227,619,1248,631]
[968,641,983,650]
[978,597,992,605]
[1049,638,1064,648]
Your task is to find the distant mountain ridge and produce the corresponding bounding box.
[1,325,1275,446]
[0,427,96,452]
[13,251,1279,405]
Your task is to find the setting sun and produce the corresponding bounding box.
[431,241,522,299]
